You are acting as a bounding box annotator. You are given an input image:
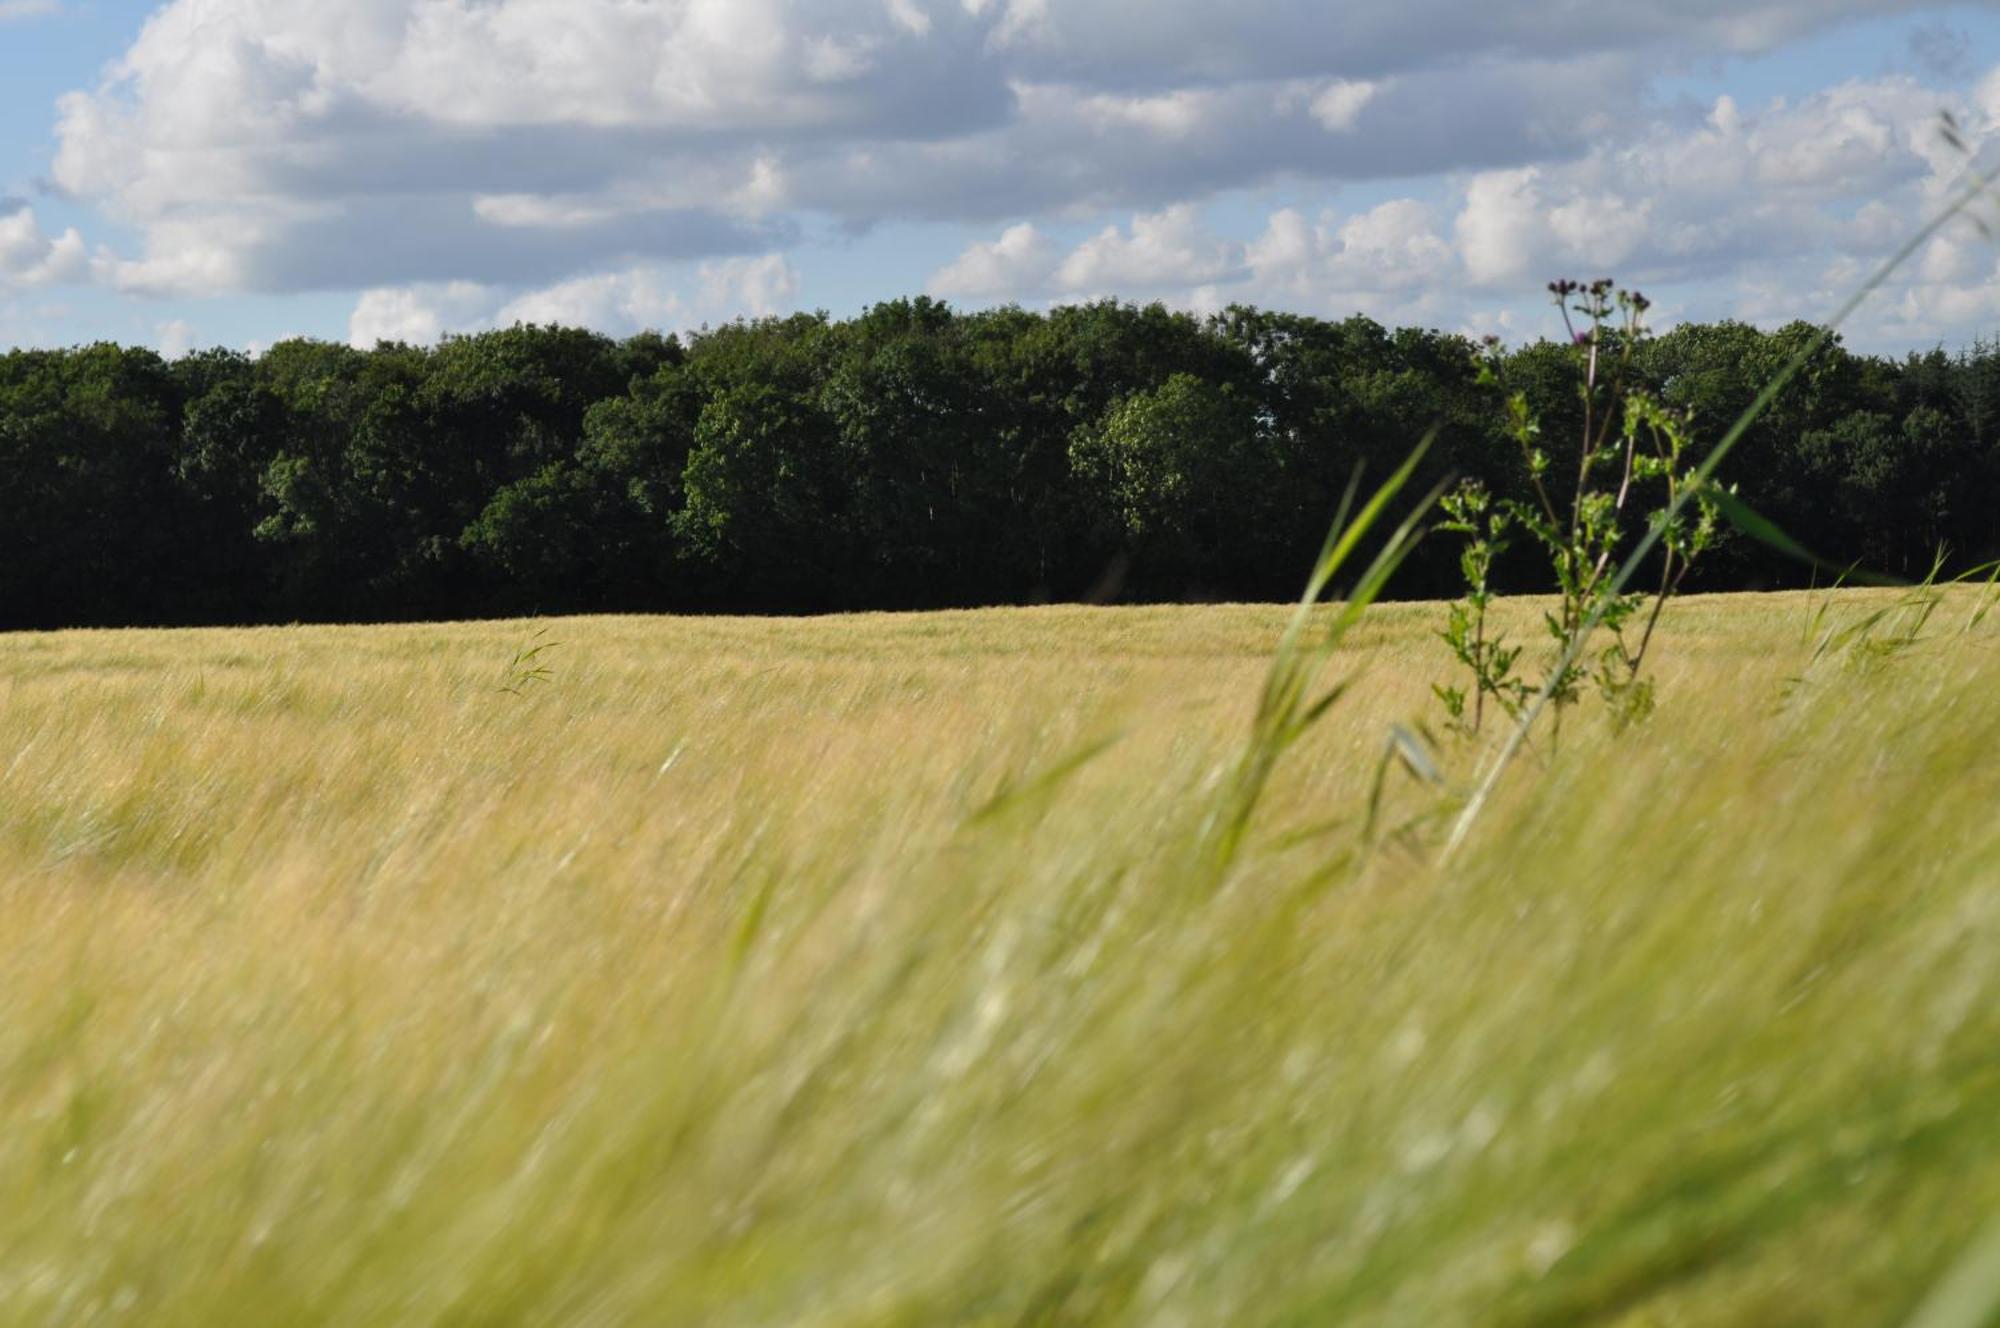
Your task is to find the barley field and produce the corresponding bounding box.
[1,590,1996,1326]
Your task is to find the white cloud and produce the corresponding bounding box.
[1248,201,1456,299]
[697,253,802,319]
[927,207,1248,302]
[1071,88,1226,139]
[1055,205,1246,293]
[930,196,1458,321]
[928,223,1061,298]
[1919,231,1987,284]
[1456,169,1546,288]
[349,282,492,347]
[349,254,800,347]
[155,319,198,359]
[884,0,932,36]
[0,0,60,20]
[1547,193,1654,269]
[1453,169,1656,288]
[1976,67,2000,127]
[971,0,1050,47]
[0,206,90,289]
[497,270,688,331]
[1309,80,1379,133]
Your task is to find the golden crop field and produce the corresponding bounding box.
[1,590,1997,1325]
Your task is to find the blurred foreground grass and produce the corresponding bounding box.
[1,593,1996,1325]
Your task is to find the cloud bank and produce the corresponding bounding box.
[21,0,2000,347]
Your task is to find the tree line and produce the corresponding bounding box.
[3,297,1997,630]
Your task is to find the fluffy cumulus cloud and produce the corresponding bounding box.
[1250,201,1457,301]
[926,222,1062,299]
[348,253,801,347]
[0,204,89,289]
[348,283,496,348]
[1055,206,1246,294]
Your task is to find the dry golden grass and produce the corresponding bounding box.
[0,590,1996,1325]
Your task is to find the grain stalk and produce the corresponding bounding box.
[499,626,561,695]
[1199,435,1442,881]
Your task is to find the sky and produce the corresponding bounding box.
[6,1,2000,356]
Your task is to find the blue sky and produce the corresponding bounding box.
[6,0,2000,355]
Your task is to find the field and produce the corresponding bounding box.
[1,591,1997,1325]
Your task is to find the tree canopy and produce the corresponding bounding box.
[3,298,1996,629]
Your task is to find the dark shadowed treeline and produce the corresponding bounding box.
[4,297,1998,629]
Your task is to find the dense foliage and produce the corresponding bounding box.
[4,298,1997,628]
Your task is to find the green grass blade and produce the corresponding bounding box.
[1904,1217,2000,1328]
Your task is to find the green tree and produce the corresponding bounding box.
[0,344,185,627]
[1069,373,1279,595]
[679,381,851,606]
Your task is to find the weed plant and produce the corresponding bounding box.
[1443,116,2000,858]
[1438,281,1720,739]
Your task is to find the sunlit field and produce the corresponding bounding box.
[2,592,1997,1325]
